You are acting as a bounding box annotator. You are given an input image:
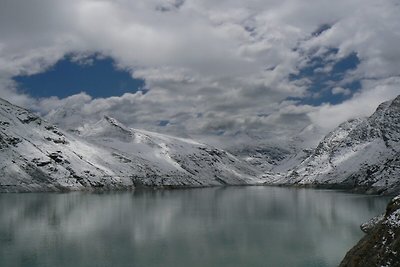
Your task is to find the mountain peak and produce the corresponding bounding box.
[79,115,133,141]
[282,94,400,194]
[389,94,400,109]
[1,97,262,192]
[0,97,27,114]
[101,115,133,136]
[373,94,400,114]
[0,98,12,106]
[103,115,122,127]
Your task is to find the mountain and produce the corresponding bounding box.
[339,195,400,266]
[229,143,312,173]
[272,95,400,194]
[77,115,262,185]
[227,123,324,174]
[0,98,262,192]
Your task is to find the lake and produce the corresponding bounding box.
[0,186,390,267]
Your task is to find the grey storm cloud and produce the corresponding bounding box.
[1,0,400,147]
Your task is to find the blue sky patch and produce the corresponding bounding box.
[288,49,361,106]
[311,24,332,37]
[158,120,170,127]
[13,56,146,99]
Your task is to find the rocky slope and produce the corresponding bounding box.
[339,195,400,266]
[0,98,262,192]
[277,95,400,194]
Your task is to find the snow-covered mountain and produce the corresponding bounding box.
[227,122,324,174]
[277,95,400,194]
[229,143,312,173]
[0,98,262,192]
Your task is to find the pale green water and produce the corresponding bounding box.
[0,187,390,267]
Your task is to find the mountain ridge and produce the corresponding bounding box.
[0,98,263,192]
[262,95,400,195]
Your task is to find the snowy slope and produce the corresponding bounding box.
[77,116,262,186]
[228,124,322,174]
[0,98,262,192]
[278,95,400,194]
[229,143,312,175]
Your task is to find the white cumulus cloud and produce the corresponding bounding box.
[0,0,399,148]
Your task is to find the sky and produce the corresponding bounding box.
[1,0,400,148]
[14,56,146,98]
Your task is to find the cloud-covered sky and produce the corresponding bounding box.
[1,0,400,148]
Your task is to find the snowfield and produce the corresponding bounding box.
[0,98,263,192]
[268,95,400,195]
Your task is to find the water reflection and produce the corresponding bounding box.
[0,187,390,267]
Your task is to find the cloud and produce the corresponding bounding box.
[331,87,351,96]
[1,0,400,148]
[308,77,400,131]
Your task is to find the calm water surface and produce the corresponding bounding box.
[0,186,390,267]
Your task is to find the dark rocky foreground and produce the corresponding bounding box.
[340,195,400,266]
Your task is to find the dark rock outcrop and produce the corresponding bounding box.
[340,196,400,266]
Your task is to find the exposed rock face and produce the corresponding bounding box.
[340,195,400,267]
[280,95,400,194]
[0,98,262,192]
